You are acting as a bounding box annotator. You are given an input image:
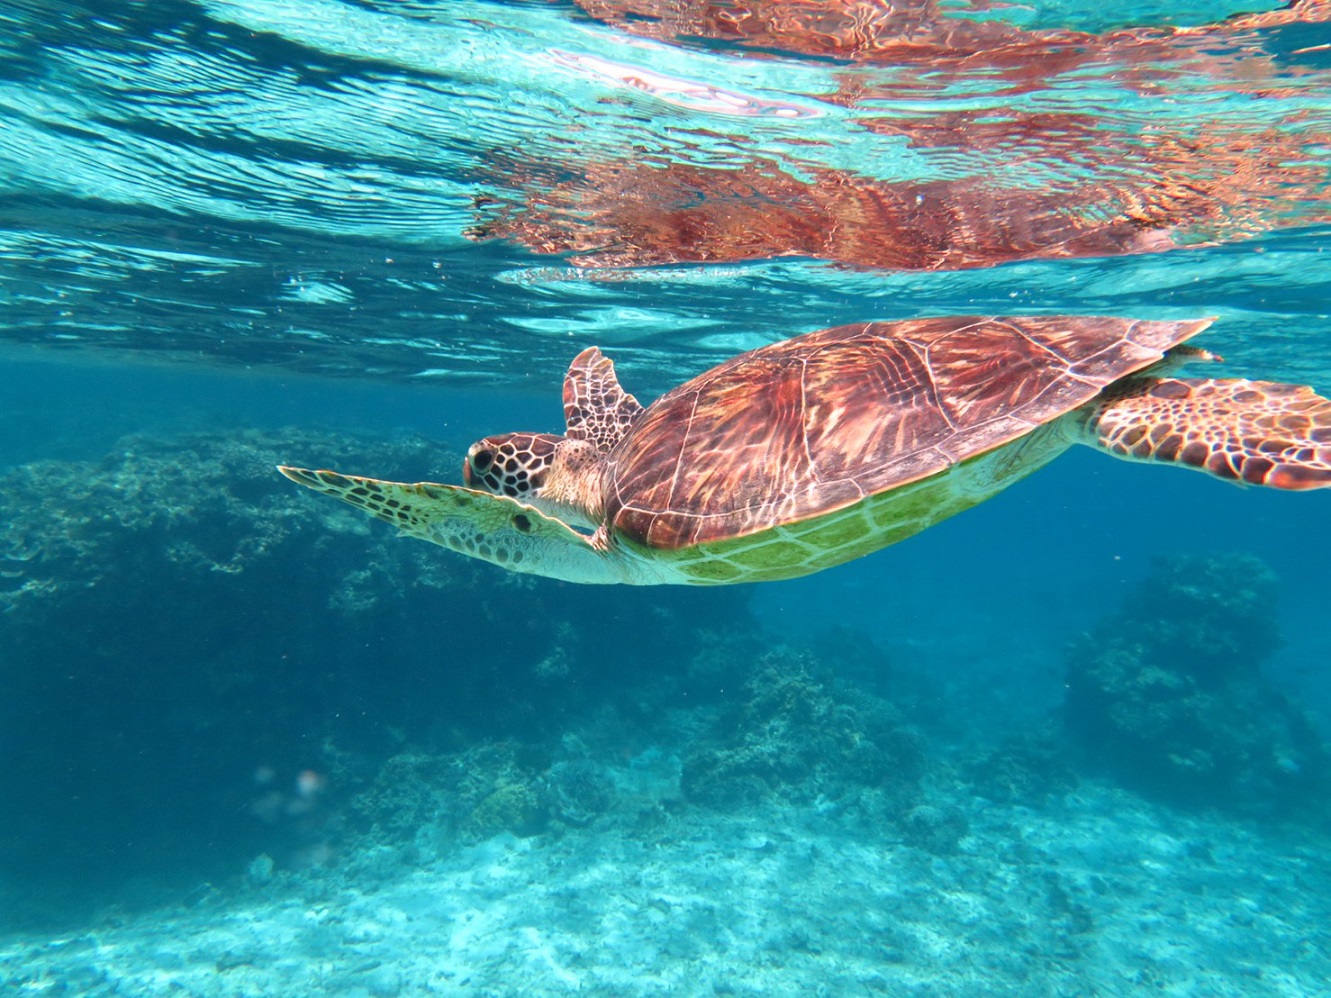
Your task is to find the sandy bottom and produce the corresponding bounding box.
[3,746,1328,998]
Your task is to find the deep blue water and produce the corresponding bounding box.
[2,1,1330,993]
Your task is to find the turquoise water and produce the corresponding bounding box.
[2,1,1331,993]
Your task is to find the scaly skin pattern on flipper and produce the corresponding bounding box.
[605,315,1213,550]
[275,467,635,584]
[1080,377,1331,488]
[563,346,645,453]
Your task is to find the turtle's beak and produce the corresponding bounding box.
[461,457,473,487]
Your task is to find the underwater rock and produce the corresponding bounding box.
[899,804,969,855]
[349,741,554,847]
[466,782,546,839]
[1114,551,1283,679]
[1064,553,1328,815]
[344,753,456,839]
[545,760,616,827]
[680,646,927,821]
[0,427,750,895]
[452,743,551,841]
[963,722,1079,806]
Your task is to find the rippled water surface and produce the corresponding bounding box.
[3,0,1329,391]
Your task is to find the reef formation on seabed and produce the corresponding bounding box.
[1064,552,1330,815]
[0,426,751,917]
[2,429,1330,994]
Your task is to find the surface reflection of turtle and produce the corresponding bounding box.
[281,315,1331,585]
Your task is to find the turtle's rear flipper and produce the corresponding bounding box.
[277,467,620,583]
[1079,378,1331,488]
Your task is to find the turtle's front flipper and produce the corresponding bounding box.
[1078,378,1331,488]
[278,467,622,583]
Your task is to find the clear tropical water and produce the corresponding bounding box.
[2,1,1330,993]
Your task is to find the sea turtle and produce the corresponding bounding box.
[280,315,1331,585]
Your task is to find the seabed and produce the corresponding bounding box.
[4,762,1328,997]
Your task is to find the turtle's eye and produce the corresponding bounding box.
[464,444,500,491]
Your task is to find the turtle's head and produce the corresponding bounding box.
[463,432,563,499]
[464,431,604,528]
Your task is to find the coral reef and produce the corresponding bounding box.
[680,646,930,833]
[337,629,945,857]
[347,741,556,853]
[347,746,623,855]
[0,427,750,896]
[342,753,456,840]
[467,781,546,840]
[962,722,1079,806]
[545,760,616,827]
[1064,553,1329,815]
[898,803,969,855]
